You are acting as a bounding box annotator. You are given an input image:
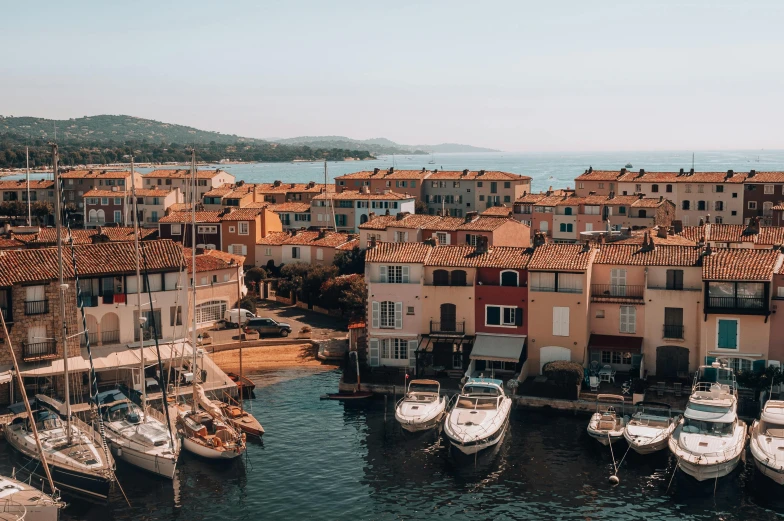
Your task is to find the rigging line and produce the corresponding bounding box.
[139,242,176,451]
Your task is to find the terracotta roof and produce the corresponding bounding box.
[335,169,431,180]
[336,238,360,251]
[158,211,222,223]
[312,190,414,201]
[60,170,131,179]
[514,193,549,204]
[182,247,244,274]
[422,217,466,231]
[577,169,750,184]
[424,245,532,268]
[426,170,531,181]
[267,202,311,213]
[0,237,23,249]
[594,244,703,266]
[528,244,595,271]
[12,227,154,245]
[365,242,433,264]
[773,205,784,211]
[84,188,171,198]
[632,198,670,208]
[678,225,705,243]
[679,223,770,244]
[745,172,784,183]
[256,232,290,246]
[534,195,575,207]
[613,229,697,246]
[311,232,351,248]
[758,227,784,246]
[220,208,263,221]
[144,169,229,179]
[166,203,193,213]
[358,214,442,231]
[203,186,235,197]
[480,205,514,217]
[703,249,780,281]
[0,239,183,286]
[457,216,521,232]
[0,180,55,190]
[254,182,331,194]
[574,170,624,182]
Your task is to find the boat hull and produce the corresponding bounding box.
[2,503,60,521]
[676,452,742,481]
[751,453,784,485]
[447,421,507,455]
[227,416,265,437]
[587,429,624,446]
[626,436,669,454]
[181,436,243,460]
[396,411,444,433]
[107,439,177,479]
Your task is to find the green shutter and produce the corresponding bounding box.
[717,320,737,349]
[753,359,767,374]
[705,356,716,365]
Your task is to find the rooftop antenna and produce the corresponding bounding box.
[26,144,31,226]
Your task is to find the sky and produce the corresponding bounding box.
[2,0,784,152]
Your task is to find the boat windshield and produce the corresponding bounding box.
[106,402,141,423]
[682,418,733,436]
[32,411,61,431]
[408,383,438,395]
[463,385,500,397]
[758,420,784,438]
[456,396,498,410]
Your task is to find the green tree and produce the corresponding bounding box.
[30,201,53,226]
[302,265,339,305]
[236,295,257,315]
[415,200,428,215]
[337,274,367,321]
[244,267,268,294]
[333,246,365,276]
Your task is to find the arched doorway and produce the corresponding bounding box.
[656,345,689,378]
[100,312,120,345]
[540,346,571,373]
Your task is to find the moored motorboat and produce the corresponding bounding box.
[444,378,512,455]
[668,361,747,481]
[227,372,255,397]
[587,394,627,445]
[623,401,678,454]
[395,379,446,432]
[0,474,62,521]
[750,399,784,484]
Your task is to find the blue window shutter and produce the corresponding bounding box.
[753,359,766,373]
[705,356,716,365]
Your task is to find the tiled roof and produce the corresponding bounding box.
[12,227,155,245]
[480,205,514,217]
[426,170,531,181]
[0,237,23,249]
[365,242,433,264]
[267,202,311,213]
[528,244,595,271]
[0,180,55,190]
[617,170,748,184]
[60,170,131,179]
[311,232,351,248]
[514,193,548,204]
[84,188,171,197]
[312,190,414,201]
[422,217,467,231]
[166,203,193,213]
[534,195,576,207]
[220,208,263,221]
[678,225,705,243]
[745,172,784,183]
[678,223,772,244]
[574,170,624,182]
[203,186,235,197]
[336,238,360,251]
[758,227,784,246]
[613,229,697,246]
[0,239,183,286]
[424,245,532,268]
[158,211,222,223]
[183,247,244,274]
[335,169,431,180]
[253,182,331,194]
[632,197,670,208]
[457,216,520,232]
[594,244,703,266]
[359,214,441,231]
[703,249,780,281]
[256,232,290,246]
[143,169,229,179]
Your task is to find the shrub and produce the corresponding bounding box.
[237,295,257,315]
[245,267,267,294]
[542,361,584,389]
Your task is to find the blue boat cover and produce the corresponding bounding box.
[466,377,504,387]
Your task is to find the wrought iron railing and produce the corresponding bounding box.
[430,321,465,334]
[101,330,120,344]
[591,284,644,299]
[24,300,49,315]
[707,296,766,310]
[663,324,684,339]
[23,340,56,360]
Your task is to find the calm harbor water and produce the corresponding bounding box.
[8,369,778,520]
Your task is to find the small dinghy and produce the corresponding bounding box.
[395,379,446,432]
[623,401,678,455]
[587,394,627,445]
[749,400,784,484]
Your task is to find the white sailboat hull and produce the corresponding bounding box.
[181,435,243,460]
[107,438,177,479]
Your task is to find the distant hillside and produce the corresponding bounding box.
[275,136,499,155]
[0,115,262,145]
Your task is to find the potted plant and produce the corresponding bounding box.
[631,378,646,404]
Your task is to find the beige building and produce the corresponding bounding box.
[423,170,532,217]
[142,169,235,201]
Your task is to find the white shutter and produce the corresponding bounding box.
[371,301,380,329]
[408,340,418,368]
[552,307,561,336]
[553,307,569,336]
[242,245,248,256]
[165,271,181,290]
[369,338,380,367]
[562,307,570,336]
[379,266,388,283]
[403,231,409,242]
[401,266,410,283]
[126,276,138,294]
[26,285,45,302]
[395,302,403,329]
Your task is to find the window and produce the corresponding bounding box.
[436,232,448,245]
[651,185,659,193]
[265,247,272,256]
[114,197,122,205]
[504,182,511,189]
[406,306,415,315]
[748,201,758,210]
[682,200,690,210]
[169,306,183,326]
[490,182,497,193]
[715,201,723,211]
[477,181,483,188]
[765,185,775,195]
[433,269,449,286]
[451,270,467,286]
[596,309,605,318]
[504,195,511,203]
[316,248,323,261]
[685,184,692,193]
[171,224,182,235]
[664,307,684,338]
[238,222,249,235]
[764,201,774,216]
[698,201,706,211]
[666,184,672,193]
[666,269,684,290]
[381,265,409,284]
[584,205,600,215]
[500,270,519,287]
[637,210,647,218]
[553,307,570,336]
[229,226,236,233]
[635,184,642,192]
[485,305,521,327]
[380,338,408,360]
[229,244,247,255]
[479,195,485,202]
[453,181,460,188]
[717,319,738,349]
[133,309,163,340]
[335,214,347,227]
[698,185,704,193]
[620,306,636,334]
[732,193,738,199]
[598,183,604,189]
[618,206,626,215]
[197,225,217,234]
[559,223,574,233]
[378,301,399,329]
[113,210,121,223]
[394,231,409,243]
[558,273,582,293]
[727,358,752,373]
[466,234,479,246]
[564,207,573,216]
[530,272,555,291]
[291,247,300,259]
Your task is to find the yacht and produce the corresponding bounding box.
[443,378,512,455]
[668,361,747,481]
[0,474,62,521]
[749,400,784,484]
[177,384,246,460]
[95,389,179,479]
[395,379,446,433]
[587,394,627,445]
[623,401,678,454]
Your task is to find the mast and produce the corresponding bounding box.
[190,150,198,413]
[52,143,72,444]
[130,158,147,416]
[326,161,337,231]
[236,263,244,413]
[25,146,31,226]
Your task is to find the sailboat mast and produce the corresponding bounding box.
[190,150,198,413]
[130,158,147,415]
[25,146,31,227]
[52,143,72,444]
[236,265,244,413]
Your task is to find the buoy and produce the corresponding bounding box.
[609,475,620,485]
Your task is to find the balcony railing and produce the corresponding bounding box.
[24,300,49,316]
[430,321,465,335]
[87,218,106,224]
[663,324,685,339]
[80,332,98,347]
[101,330,120,344]
[707,296,766,310]
[591,284,644,300]
[23,341,57,361]
[0,307,8,321]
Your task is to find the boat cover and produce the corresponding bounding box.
[466,377,504,387]
[469,334,526,363]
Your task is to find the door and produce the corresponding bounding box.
[540,346,571,373]
[656,346,689,378]
[610,268,626,296]
[440,303,456,332]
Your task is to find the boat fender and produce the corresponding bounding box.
[212,437,222,449]
[117,447,122,457]
[242,433,247,442]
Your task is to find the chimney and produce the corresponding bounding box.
[588,166,593,173]
[373,168,380,175]
[463,169,470,177]
[749,170,756,178]
[581,241,591,253]
[308,181,316,188]
[673,219,683,234]
[273,180,282,187]
[689,168,694,175]
[478,169,485,176]
[360,186,370,194]
[639,169,645,175]
[421,167,426,172]
[196,246,206,255]
[433,169,438,174]
[659,195,663,202]
[368,211,376,220]
[318,228,328,239]
[436,208,442,216]
[679,168,684,175]
[745,215,761,236]
[657,226,668,239]
[396,211,410,221]
[620,168,626,175]
[388,167,394,174]
[533,231,547,248]
[608,191,615,199]
[705,214,711,224]
[464,211,478,223]
[727,169,734,177]
[475,235,488,254]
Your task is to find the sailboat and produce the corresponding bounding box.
[428,154,435,165]
[4,143,115,501]
[94,158,180,478]
[176,150,246,459]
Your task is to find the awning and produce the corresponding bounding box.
[588,334,643,353]
[86,345,140,370]
[21,356,92,377]
[469,334,526,363]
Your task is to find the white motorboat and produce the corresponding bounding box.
[669,362,747,481]
[395,379,446,432]
[587,394,627,445]
[0,474,62,521]
[443,378,512,455]
[623,401,679,455]
[750,400,784,484]
[95,389,179,479]
[177,384,246,460]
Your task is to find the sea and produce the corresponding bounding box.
[12,369,777,521]
[8,149,784,193]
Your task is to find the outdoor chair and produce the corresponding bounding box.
[589,376,600,392]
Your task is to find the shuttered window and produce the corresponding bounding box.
[553,307,569,336]
[620,306,636,334]
[717,319,738,349]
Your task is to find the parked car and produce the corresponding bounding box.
[220,308,256,329]
[244,317,292,337]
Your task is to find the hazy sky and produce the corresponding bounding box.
[2,1,783,152]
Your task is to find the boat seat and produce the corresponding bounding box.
[457,398,474,408]
[598,420,616,431]
[767,428,784,437]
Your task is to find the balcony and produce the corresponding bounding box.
[590,284,644,301]
[24,300,49,316]
[706,296,767,314]
[101,330,120,344]
[0,307,9,322]
[429,321,465,335]
[87,218,106,225]
[80,332,98,347]
[23,341,57,361]
[663,324,684,339]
